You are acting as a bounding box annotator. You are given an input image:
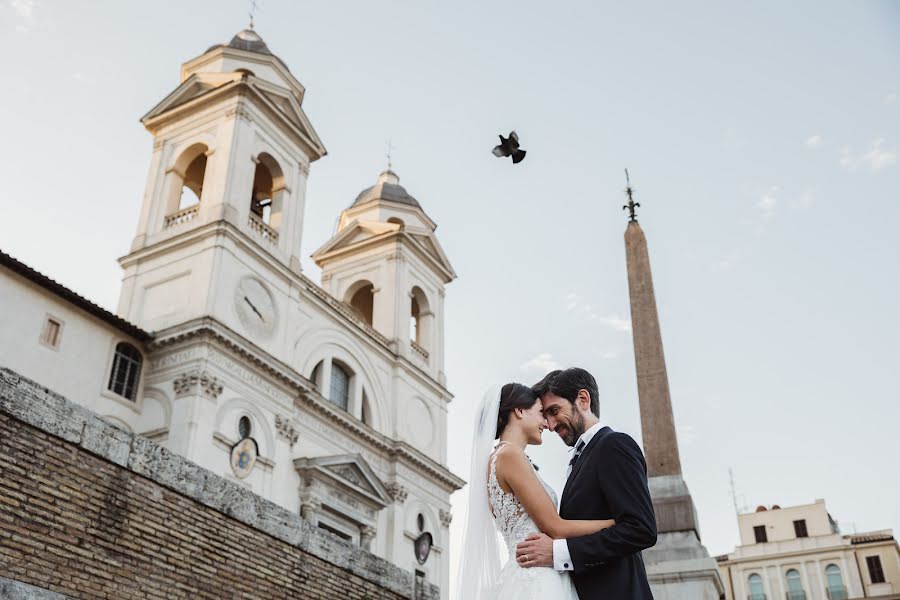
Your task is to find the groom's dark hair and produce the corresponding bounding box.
[532,368,599,417]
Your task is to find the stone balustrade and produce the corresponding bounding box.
[164,204,199,228]
[249,213,280,244]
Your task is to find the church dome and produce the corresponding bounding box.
[204,28,289,71]
[227,28,274,55]
[352,170,421,208]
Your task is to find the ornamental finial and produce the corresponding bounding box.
[623,168,640,222]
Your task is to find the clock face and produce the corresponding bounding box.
[234,277,276,338]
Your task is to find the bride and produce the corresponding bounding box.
[455,383,615,599]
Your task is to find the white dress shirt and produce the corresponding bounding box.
[553,421,604,571]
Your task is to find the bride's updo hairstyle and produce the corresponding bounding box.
[495,383,539,439]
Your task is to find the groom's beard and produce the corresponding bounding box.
[562,410,586,446]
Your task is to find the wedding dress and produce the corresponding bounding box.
[455,387,579,600]
[487,443,579,600]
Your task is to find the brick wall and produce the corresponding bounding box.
[0,367,438,600]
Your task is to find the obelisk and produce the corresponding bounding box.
[625,217,682,478]
[622,172,723,600]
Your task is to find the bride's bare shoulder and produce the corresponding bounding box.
[493,443,529,473]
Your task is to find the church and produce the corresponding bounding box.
[0,26,462,597]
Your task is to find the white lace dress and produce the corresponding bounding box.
[488,447,579,600]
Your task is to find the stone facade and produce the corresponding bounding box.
[0,27,462,597]
[0,367,438,600]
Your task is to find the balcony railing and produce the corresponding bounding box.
[410,340,429,360]
[248,213,279,244]
[825,587,847,600]
[785,592,806,600]
[164,204,199,228]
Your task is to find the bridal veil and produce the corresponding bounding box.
[454,386,503,600]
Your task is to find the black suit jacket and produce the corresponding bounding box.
[559,426,657,599]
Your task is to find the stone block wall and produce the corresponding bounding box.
[0,367,438,600]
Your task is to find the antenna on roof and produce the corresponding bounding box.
[729,467,748,515]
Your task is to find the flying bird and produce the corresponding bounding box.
[492,131,526,164]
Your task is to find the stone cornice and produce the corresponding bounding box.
[148,318,464,493]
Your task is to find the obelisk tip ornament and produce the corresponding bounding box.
[623,168,640,222]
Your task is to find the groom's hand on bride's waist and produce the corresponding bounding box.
[515,532,554,568]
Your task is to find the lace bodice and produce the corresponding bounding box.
[488,444,559,558]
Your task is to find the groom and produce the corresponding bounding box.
[516,368,657,599]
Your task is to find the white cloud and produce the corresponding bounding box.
[520,353,561,373]
[564,292,631,332]
[599,350,621,360]
[885,92,898,106]
[10,0,35,32]
[840,139,897,172]
[804,135,822,148]
[757,187,778,218]
[797,189,815,209]
[596,314,632,332]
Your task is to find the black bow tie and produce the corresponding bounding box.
[568,439,586,467]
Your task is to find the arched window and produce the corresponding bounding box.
[249,153,285,235]
[238,416,251,440]
[329,363,350,411]
[409,286,431,352]
[387,217,405,229]
[347,282,374,326]
[748,573,765,600]
[825,565,845,599]
[108,342,142,401]
[165,143,209,225]
[785,569,804,599]
[410,295,421,343]
[178,153,207,209]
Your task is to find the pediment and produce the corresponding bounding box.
[311,220,396,262]
[293,453,390,508]
[313,220,456,282]
[406,232,456,281]
[252,81,325,155]
[141,73,239,123]
[141,76,325,159]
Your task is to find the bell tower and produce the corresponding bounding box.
[117,28,326,338]
[312,169,456,382]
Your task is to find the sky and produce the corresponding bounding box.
[1,0,898,586]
